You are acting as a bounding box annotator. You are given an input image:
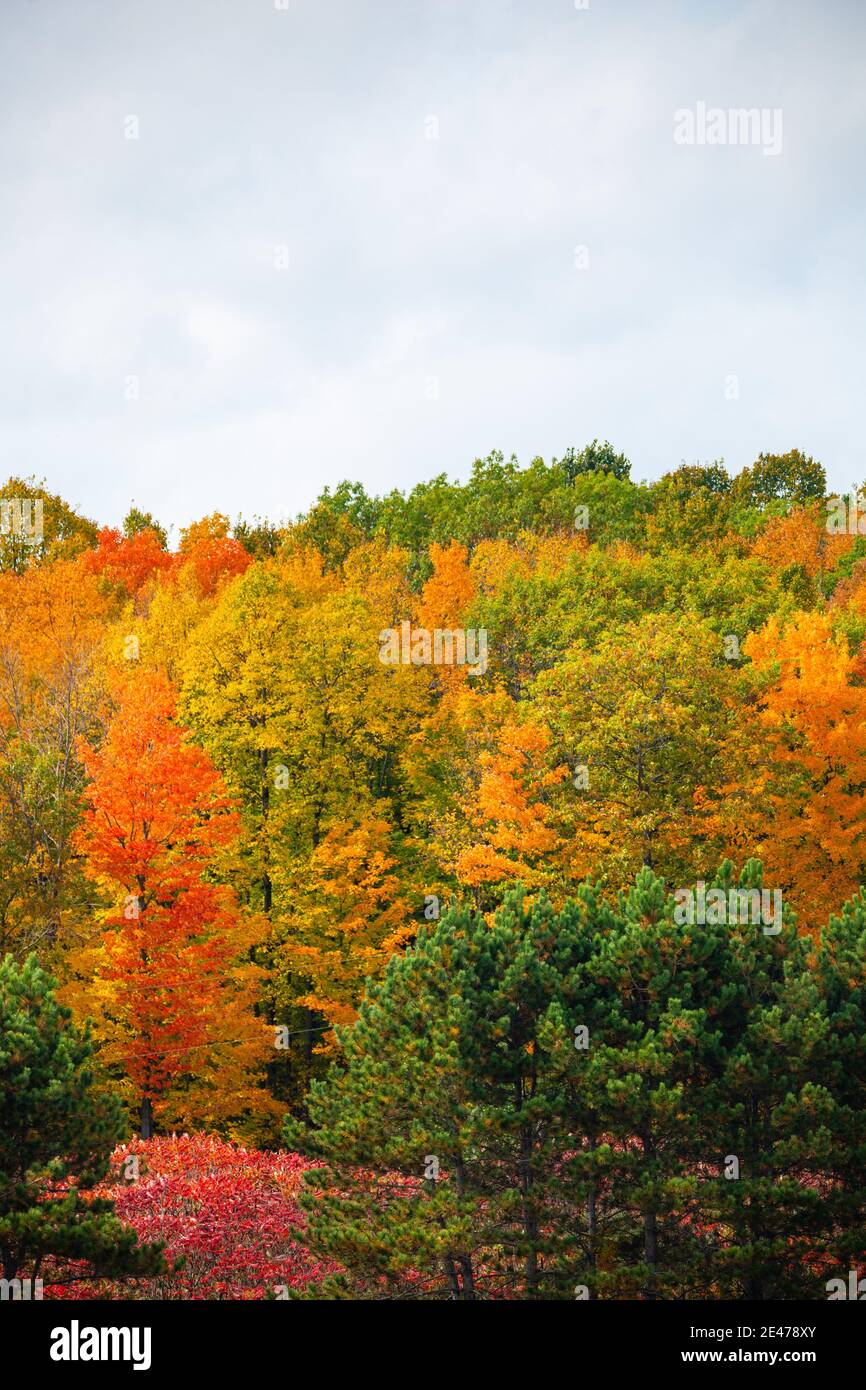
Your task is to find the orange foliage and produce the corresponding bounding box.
[65,670,272,1131]
[708,610,866,931]
[178,513,251,597]
[0,557,110,693]
[455,716,567,898]
[752,505,855,578]
[277,817,416,1045]
[82,527,172,597]
[418,541,476,632]
[470,531,586,597]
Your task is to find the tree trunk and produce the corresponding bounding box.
[457,1256,476,1300]
[586,1130,598,1295]
[519,1123,540,1297]
[644,1210,658,1297]
[641,1130,658,1298]
[744,1094,763,1300]
[442,1257,460,1300]
[260,752,272,914]
[140,1094,153,1140]
[452,1155,476,1300]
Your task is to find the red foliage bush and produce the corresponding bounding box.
[45,1134,334,1300]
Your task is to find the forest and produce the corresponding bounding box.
[3,443,866,1301]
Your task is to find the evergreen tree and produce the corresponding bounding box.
[286,891,600,1299]
[0,953,164,1289]
[288,863,866,1300]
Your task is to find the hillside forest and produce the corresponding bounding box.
[4,443,866,1300]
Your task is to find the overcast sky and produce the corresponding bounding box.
[1,0,864,534]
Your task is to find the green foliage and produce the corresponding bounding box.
[559,438,631,483]
[295,446,633,564]
[122,506,168,549]
[288,870,866,1299]
[0,954,165,1286]
[645,462,733,548]
[286,890,599,1299]
[731,449,826,509]
[0,477,98,574]
[245,446,828,568]
[234,514,286,560]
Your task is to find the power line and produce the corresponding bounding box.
[94,1022,336,1057]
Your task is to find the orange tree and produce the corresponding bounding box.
[63,671,274,1139]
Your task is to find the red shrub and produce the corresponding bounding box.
[44,1134,334,1300]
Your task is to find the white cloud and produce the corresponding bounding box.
[183,301,264,369]
[0,0,864,526]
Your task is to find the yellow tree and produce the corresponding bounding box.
[274,817,416,1047]
[180,556,334,915]
[182,547,428,1093]
[455,713,567,907]
[534,612,737,888]
[0,558,110,961]
[706,610,866,931]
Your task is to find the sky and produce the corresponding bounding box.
[1,0,864,536]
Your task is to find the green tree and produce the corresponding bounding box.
[534,611,738,885]
[732,449,826,510]
[288,864,866,1300]
[0,954,164,1289]
[563,860,866,1300]
[233,514,286,560]
[122,506,168,549]
[559,439,631,483]
[645,462,733,549]
[286,890,602,1299]
[0,477,98,574]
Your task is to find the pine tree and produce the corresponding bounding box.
[0,953,164,1289]
[285,890,603,1299]
[287,863,866,1300]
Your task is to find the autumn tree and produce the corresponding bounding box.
[454,712,567,907]
[707,609,866,930]
[180,555,335,917]
[534,612,738,887]
[274,816,417,1045]
[750,504,855,603]
[417,541,476,639]
[64,671,273,1138]
[0,477,98,574]
[0,559,109,961]
[181,552,426,1102]
[82,525,173,600]
[177,512,251,597]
